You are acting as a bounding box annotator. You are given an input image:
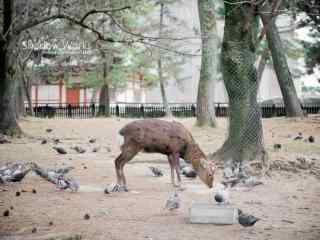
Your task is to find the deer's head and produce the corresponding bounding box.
[197,158,215,188]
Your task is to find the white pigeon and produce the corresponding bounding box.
[165,192,180,211]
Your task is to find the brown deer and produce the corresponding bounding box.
[113,119,215,192]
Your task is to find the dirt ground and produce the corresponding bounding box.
[0,116,320,240]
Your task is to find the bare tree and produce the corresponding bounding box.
[196,0,219,127]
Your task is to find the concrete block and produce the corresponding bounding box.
[189,202,238,225]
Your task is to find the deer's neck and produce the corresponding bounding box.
[184,144,205,171]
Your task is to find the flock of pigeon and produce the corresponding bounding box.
[1,129,260,228]
[150,162,260,227]
[0,162,79,191]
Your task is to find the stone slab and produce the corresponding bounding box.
[189,202,238,225]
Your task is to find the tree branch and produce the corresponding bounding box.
[80,6,131,23]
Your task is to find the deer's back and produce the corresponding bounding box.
[119,119,194,155]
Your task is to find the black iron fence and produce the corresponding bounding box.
[26,102,320,119]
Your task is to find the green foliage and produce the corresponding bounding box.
[301,32,320,74]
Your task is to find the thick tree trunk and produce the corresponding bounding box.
[98,52,110,117]
[0,41,22,135]
[259,2,304,117]
[196,0,219,127]
[0,1,22,136]
[158,2,172,118]
[210,1,267,178]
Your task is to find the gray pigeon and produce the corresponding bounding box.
[72,146,86,154]
[0,163,32,183]
[182,166,197,178]
[149,166,163,177]
[165,192,180,211]
[46,128,53,133]
[53,146,67,154]
[238,209,260,227]
[213,183,230,205]
[294,133,303,140]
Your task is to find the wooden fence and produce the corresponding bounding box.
[26,102,320,119]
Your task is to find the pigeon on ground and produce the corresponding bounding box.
[238,209,260,227]
[165,192,180,211]
[294,133,303,140]
[55,166,74,175]
[7,169,31,182]
[213,183,230,205]
[149,166,163,177]
[179,158,189,170]
[242,176,263,187]
[221,178,241,188]
[89,138,96,143]
[308,136,315,143]
[72,146,86,154]
[181,166,197,178]
[53,146,67,154]
[32,163,79,192]
[273,143,282,150]
[92,147,100,153]
[41,139,47,144]
[46,129,53,133]
[0,163,32,183]
[0,134,11,144]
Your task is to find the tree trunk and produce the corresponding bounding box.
[98,52,110,117]
[259,2,304,117]
[210,1,267,178]
[22,75,34,116]
[196,0,219,127]
[0,1,22,136]
[15,79,26,118]
[257,47,269,87]
[158,2,172,118]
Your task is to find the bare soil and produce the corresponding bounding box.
[0,116,320,240]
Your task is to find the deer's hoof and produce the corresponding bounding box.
[111,184,128,192]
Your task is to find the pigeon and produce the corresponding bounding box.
[46,129,53,133]
[179,158,189,170]
[7,169,31,182]
[53,146,67,154]
[149,166,163,177]
[0,163,32,183]
[213,183,230,205]
[41,139,47,144]
[72,146,86,154]
[92,147,100,153]
[0,135,11,144]
[165,192,180,211]
[55,175,79,191]
[32,163,79,192]
[238,209,260,227]
[294,133,303,140]
[55,166,74,175]
[242,176,263,187]
[308,136,315,143]
[89,138,96,143]
[181,166,197,178]
[273,143,282,150]
[221,178,241,188]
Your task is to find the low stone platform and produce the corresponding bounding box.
[189,202,238,225]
